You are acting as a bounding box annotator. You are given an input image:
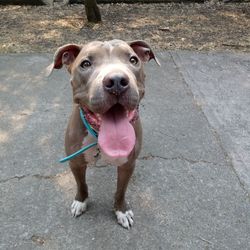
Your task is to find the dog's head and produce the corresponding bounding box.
[47,40,159,160]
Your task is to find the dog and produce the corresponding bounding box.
[47,39,159,229]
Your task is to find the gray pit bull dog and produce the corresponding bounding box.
[47,39,159,229]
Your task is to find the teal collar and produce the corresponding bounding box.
[59,108,98,163]
[79,108,98,138]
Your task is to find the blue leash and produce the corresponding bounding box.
[59,109,98,163]
[79,108,98,138]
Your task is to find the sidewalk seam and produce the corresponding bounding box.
[170,51,250,197]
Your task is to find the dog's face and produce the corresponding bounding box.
[72,40,144,114]
[47,40,159,159]
[47,40,159,114]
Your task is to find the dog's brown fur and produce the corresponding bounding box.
[48,40,159,228]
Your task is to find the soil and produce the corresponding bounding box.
[0,2,249,53]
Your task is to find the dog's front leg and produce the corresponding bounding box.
[114,160,135,229]
[70,159,88,217]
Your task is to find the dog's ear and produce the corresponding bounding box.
[46,44,82,76]
[129,40,160,66]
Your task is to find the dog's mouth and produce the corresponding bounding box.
[82,104,138,159]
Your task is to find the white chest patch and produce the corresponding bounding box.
[82,133,128,167]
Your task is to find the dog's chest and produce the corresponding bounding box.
[82,133,128,167]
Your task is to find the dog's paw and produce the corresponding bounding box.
[71,199,88,217]
[115,210,134,229]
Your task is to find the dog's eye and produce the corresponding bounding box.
[80,60,91,68]
[130,56,138,65]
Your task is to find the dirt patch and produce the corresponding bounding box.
[0,2,249,53]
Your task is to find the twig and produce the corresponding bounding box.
[197,236,213,245]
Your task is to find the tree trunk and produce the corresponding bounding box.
[85,0,102,23]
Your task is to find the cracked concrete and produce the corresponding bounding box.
[0,173,57,183]
[139,153,221,166]
[1,52,250,249]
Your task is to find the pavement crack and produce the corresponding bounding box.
[0,174,56,183]
[139,153,219,165]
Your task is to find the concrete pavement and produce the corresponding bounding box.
[0,51,249,249]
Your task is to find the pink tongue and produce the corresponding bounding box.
[98,105,136,158]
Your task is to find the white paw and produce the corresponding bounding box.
[71,199,88,217]
[115,210,134,229]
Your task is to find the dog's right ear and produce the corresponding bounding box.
[46,44,82,76]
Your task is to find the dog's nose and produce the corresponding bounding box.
[103,74,129,96]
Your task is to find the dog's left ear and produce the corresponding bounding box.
[129,40,160,66]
